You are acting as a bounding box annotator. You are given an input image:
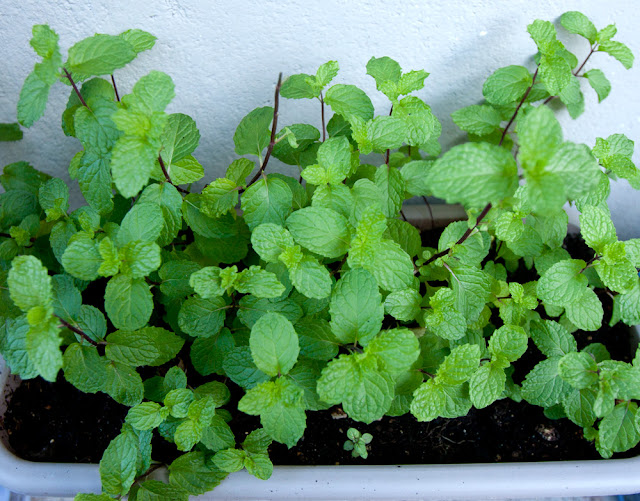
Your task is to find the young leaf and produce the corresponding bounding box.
[233,106,273,157]
[560,11,597,44]
[427,142,517,207]
[482,65,533,105]
[330,268,384,346]
[249,312,300,377]
[286,206,350,258]
[104,275,153,330]
[584,69,611,103]
[67,34,136,76]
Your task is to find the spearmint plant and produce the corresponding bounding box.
[0,10,638,500]
[344,427,373,459]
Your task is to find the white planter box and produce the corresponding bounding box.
[1,204,639,500]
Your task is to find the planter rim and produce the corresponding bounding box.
[1,204,638,499]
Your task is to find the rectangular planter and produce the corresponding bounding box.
[1,205,639,500]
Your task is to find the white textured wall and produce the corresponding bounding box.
[1,0,638,237]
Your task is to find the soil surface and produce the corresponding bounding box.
[2,231,639,465]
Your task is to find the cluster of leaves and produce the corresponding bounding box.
[343,427,373,459]
[0,11,638,500]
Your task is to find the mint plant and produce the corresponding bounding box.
[0,10,638,500]
[343,427,373,459]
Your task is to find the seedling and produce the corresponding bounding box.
[344,428,373,459]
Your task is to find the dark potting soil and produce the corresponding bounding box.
[2,231,639,465]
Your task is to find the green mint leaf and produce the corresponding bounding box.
[0,123,23,142]
[200,178,239,218]
[111,136,158,199]
[26,316,63,382]
[410,379,446,422]
[384,288,422,322]
[330,268,384,346]
[8,255,52,311]
[397,70,429,95]
[600,402,640,453]
[517,105,562,170]
[488,325,528,362]
[236,266,286,298]
[451,105,502,136]
[286,206,350,258]
[469,362,506,409]
[62,235,102,281]
[164,388,195,418]
[297,319,339,361]
[104,274,153,330]
[375,165,405,217]
[118,29,156,53]
[539,53,573,95]
[238,377,306,447]
[302,136,351,185]
[530,320,577,357]
[289,257,332,300]
[366,56,402,97]
[249,312,299,377]
[1,317,38,378]
[191,328,236,376]
[579,204,617,253]
[241,176,293,230]
[200,415,235,452]
[225,158,255,187]
[63,343,108,393]
[17,71,53,128]
[558,351,599,389]
[159,261,200,298]
[366,328,420,374]
[598,41,634,69]
[427,142,517,207]
[562,387,597,428]
[584,69,611,102]
[99,431,138,496]
[178,296,227,338]
[614,277,640,325]
[213,448,245,472]
[244,452,273,480]
[137,182,183,247]
[560,11,597,44]
[565,287,603,331]
[104,361,144,406]
[482,65,533,105]
[537,259,588,307]
[233,106,273,157]
[106,327,183,366]
[120,241,161,278]
[522,357,572,407]
[117,202,164,245]
[251,223,295,262]
[168,451,226,496]
[325,84,374,121]
[317,352,394,423]
[67,34,136,76]
[436,344,482,385]
[223,346,270,389]
[315,60,340,88]
[134,480,189,501]
[38,178,69,221]
[424,289,467,341]
[126,402,168,431]
[392,96,440,147]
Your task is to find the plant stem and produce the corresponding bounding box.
[157,152,188,193]
[421,196,434,230]
[499,67,539,146]
[0,232,11,238]
[111,74,120,102]
[63,68,88,108]
[246,73,283,188]
[385,105,393,164]
[55,315,99,347]
[423,203,493,266]
[320,92,326,141]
